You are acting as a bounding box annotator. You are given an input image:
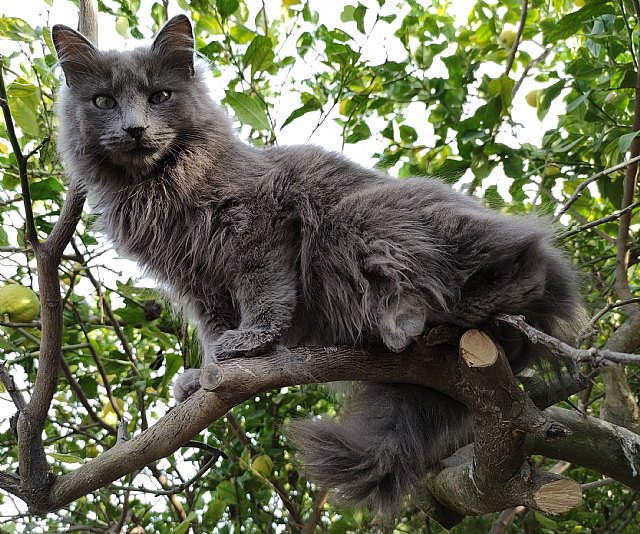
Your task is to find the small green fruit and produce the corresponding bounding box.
[0,285,40,322]
[499,30,517,48]
[545,164,562,177]
[252,454,274,476]
[525,90,540,107]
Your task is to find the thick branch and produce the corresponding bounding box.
[28,332,577,516]
[28,343,469,512]
[424,332,579,519]
[600,310,640,431]
[527,407,640,490]
[13,0,95,506]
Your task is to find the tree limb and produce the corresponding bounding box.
[496,314,640,366]
[5,330,578,516]
[527,407,640,490]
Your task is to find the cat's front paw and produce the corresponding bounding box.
[173,368,202,403]
[213,328,278,361]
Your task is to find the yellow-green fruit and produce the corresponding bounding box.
[545,164,562,177]
[252,454,274,476]
[499,30,517,48]
[0,285,40,322]
[525,90,540,107]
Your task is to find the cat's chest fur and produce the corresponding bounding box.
[92,166,299,304]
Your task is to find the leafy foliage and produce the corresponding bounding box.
[0,0,639,532]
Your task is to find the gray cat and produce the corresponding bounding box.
[52,15,583,515]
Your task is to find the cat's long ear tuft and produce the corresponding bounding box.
[151,15,195,77]
[52,24,99,88]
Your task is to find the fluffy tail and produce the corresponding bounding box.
[286,383,472,515]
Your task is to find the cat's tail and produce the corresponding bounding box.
[286,383,472,515]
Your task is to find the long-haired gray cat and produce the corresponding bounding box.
[53,15,583,515]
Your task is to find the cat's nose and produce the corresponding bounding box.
[123,126,147,139]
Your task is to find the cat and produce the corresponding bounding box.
[52,15,584,515]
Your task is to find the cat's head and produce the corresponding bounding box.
[53,15,216,176]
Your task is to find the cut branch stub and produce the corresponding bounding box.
[424,329,581,519]
[532,477,582,515]
[459,329,499,367]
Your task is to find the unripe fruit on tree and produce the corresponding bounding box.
[252,454,274,476]
[525,90,540,107]
[499,30,517,48]
[544,163,562,177]
[0,285,40,322]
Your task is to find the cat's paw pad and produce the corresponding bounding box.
[173,368,202,403]
[213,329,278,360]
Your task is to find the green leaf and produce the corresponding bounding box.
[7,79,40,137]
[216,0,239,20]
[340,4,368,34]
[537,80,565,121]
[150,2,166,29]
[115,15,129,38]
[0,16,37,42]
[30,178,64,201]
[78,377,98,399]
[161,353,183,388]
[167,513,197,534]
[399,125,417,143]
[216,479,237,503]
[50,453,83,463]
[488,74,515,113]
[0,227,8,247]
[203,499,227,524]
[354,3,368,33]
[340,5,356,23]
[225,91,270,131]
[243,35,274,78]
[345,122,371,143]
[542,0,612,44]
[534,512,558,529]
[618,131,640,154]
[282,93,322,127]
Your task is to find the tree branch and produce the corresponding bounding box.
[9,328,579,517]
[553,154,640,222]
[614,10,640,303]
[503,0,528,77]
[527,407,640,490]
[9,0,95,508]
[496,314,640,366]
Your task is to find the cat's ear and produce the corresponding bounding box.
[151,15,195,77]
[52,25,99,88]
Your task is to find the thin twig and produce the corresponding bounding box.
[559,200,640,240]
[495,314,640,366]
[553,155,640,222]
[503,0,528,76]
[0,365,27,411]
[110,454,219,496]
[582,478,616,491]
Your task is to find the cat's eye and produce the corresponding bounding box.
[93,95,116,109]
[149,90,172,105]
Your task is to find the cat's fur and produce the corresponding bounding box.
[53,16,583,515]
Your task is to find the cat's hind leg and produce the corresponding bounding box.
[377,294,426,352]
